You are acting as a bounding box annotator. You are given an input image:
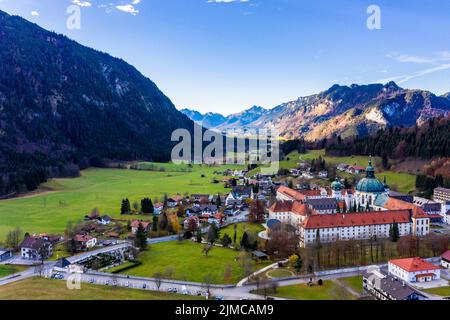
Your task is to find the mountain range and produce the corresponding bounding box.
[182,82,450,141]
[0,10,193,195]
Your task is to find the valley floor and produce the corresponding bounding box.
[0,163,242,239]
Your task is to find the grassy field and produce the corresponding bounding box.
[0,265,28,277]
[0,277,199,300]
[112,241,270,284]
[340,276,364,294]
[423,286,450,297]
[266,268,295,278]
[220,222,265,244]
[255,281,356,300]
[300,149,380,167]
[0,163,242,240]
[300,150,416,194]
[247,151,304,175]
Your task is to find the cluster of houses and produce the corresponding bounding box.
[18,234,61,260]
[363,251,450,300]
[289,168,328,180]
[267,159,443,248]
[337,163,367,175]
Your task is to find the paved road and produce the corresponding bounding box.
[67,242,132,264]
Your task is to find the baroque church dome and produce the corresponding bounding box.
[356,159,386,193]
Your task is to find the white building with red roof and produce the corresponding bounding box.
[268,201,311,226]
[300,210,414,247]
[388,257,441,283]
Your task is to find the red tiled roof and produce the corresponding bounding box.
[382,197,430,219]
[215,213,224,220]
[292,202,311,216]
[389,258,440,272]
[269,201,311,216]
[277,186,305,201]
[74,234,94,242]
[170,195,184,202]
[303,210,411,229]
[269,201,293,212]
[298,190,322,197]
[442,250,450,262]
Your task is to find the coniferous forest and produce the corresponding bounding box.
[325,117,450,160]
[0,11,194,196]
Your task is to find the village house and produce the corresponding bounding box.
[362,269,425,300]
[74,234,97,249]
[226,185,253,206]
[97,215,112,225]
[183,216,199,230]
[191,194,211,203]
[388,258,441,283]
[167,195,184,208]
[347,165,366,175]
[318,170,328,179]
[19,237,53,260]
[130,220,151,234]
[154,202,164,215]
[441,250,450,269]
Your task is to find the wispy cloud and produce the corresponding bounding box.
[377,51,450,84]
[378,64,450,84]
[387,54,434,65]
[31,11,39,17]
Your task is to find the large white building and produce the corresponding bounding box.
[270,159,431,247]
[433,187,450,203]
[268,201,310,226]
[388,258,441,283]
[299,210,425,247]
[271,186,430,247]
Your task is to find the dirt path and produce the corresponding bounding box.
[5,189,57,200]
[333,279,363,298]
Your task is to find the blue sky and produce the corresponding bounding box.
[1,0,450,115]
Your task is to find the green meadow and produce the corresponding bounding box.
[0,163,242,240]
[110,241,271,284]
[253,281,357,300]
[253,150,416,194]
[220,222,265,244]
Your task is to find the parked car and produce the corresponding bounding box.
[181,286,189,295]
